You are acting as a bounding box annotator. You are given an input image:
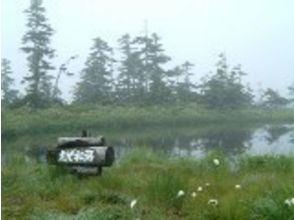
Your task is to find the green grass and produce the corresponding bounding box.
[2,104,294,139]
[2,105,294,219]
[2,148,294,219]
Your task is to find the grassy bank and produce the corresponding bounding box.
[2,104,294,139]
[2,148,294,219]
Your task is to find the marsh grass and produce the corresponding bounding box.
[2,148,294,219]
[3,105,294,139]
[2,106,294,219]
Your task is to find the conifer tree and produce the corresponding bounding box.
[200,53,253,109]
[74,37,115,104]
[117,34,142,103]
[1,58,18,105]
[176,61,196,102]
[133,33,171,103]
[21,0,55,108]
[261,88,289,108]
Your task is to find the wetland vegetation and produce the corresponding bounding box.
[2,1,294,219]
[2,105,294,219]
[2,148,294,219]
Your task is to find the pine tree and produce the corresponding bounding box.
[117,34,142,103]
[21,0,55,108]
[176,61,196,102]
[132,33,171,103]
[1,58,18,105]
[74,37,115,104]
[200,53,253,109]
[261,88,289,108]
[148,34,171,103]
[130,35,151,102]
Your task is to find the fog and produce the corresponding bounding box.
[1,0,294,101]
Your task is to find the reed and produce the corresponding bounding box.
[2,148,294,219]
[2,104,294,139]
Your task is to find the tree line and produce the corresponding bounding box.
[2,0,293,110]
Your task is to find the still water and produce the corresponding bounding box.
[111,123,294,159]
[2,123,294,164]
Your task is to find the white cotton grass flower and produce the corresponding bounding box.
[197,186,203,192]
[213,158,220,166]
[285,197,294,207]
[235,184,242,189]
[208,199,218,206]
[191,192,197,198]
[130,199,137,209]
[205,182,211,187]
[177,190,185,197]
[285,199,292,207]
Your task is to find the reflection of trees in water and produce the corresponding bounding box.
[2,126,256,164]
[10,124,294,163]
[265,126,294,144]
[113,127,254,156]
[193,129,253,155]
[114,136,176,155]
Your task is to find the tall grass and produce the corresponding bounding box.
[2,105,294,219]
[2,104,294,139]
[2,148,294,219]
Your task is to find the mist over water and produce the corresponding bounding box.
[2,1,294,219]
[2,123,293,165]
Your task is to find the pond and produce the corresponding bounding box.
[2,123,294,164]
[111,123,294,159]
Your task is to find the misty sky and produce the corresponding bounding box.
[1,0,294,101]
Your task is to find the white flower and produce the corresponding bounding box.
[235,184,241,189]
[191,192,197,198]
[208,199,218,206]
[177,190,185,197]
[285,199,292,207]
[213,159,220,166]
[130,199,137,209]
[197,186,203,192]
[205,182,211,187]
[285,198,294,206]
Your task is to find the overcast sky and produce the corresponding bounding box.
[1,0,294,101]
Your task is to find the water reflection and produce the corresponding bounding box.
[265,125,293,144]
[194,129,252,154]
[248,125,294,155]
[111,124,294,158]
[2,123,294,164]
